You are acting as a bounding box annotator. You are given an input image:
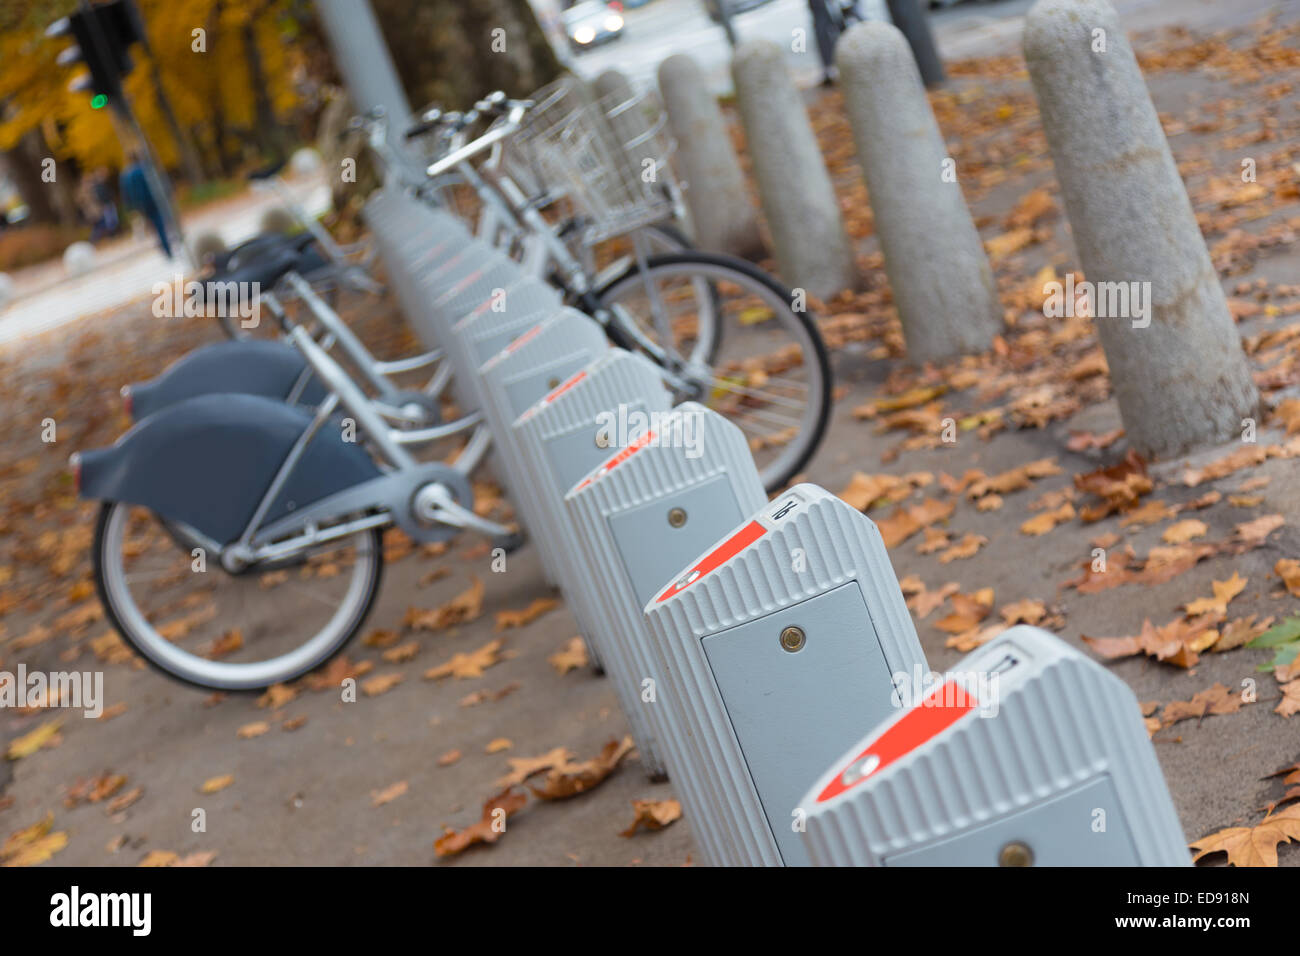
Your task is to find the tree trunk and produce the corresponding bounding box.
[368,0,563,111]
[9,129,78,227]
[140,35,208,185]
[242,16,290,160]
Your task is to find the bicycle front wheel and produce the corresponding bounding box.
[596,252,833,491]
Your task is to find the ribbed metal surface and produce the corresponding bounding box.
[477,310,607,571]
[511,349,672,677]
[799,626,1190,866]
[564,404,765,784]
[642,484,929,866]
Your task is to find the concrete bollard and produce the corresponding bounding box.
[731,41,858,299]
[1023,0,1258,458]
[657,54,764,258]
[836,22,1000,362]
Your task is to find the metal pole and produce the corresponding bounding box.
[884,0,945,87]
[312,0,420,175]
[78,0,191,267]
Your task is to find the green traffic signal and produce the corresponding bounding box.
[91,94,107,109]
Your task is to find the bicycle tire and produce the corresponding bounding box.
[93,501,385,692]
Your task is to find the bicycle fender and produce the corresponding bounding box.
[128,339,327,421]
[78,393,381,545]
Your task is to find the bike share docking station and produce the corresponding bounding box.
[643,484,929,866]
[512,349,673,678]
[563,403,767,781]
[798,625,1191,867]
[475,309,609,558]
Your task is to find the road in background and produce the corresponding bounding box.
[567,0,1282,93]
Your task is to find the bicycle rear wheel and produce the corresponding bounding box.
[595,251,832,491]
[93,502,384,690]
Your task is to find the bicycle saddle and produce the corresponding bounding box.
[214,231,315,273]
[202,246,309,309]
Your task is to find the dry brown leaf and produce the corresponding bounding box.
[905,581,959,619]
[548,637,588,675]
[1000,599,1047,626]
[528,737,635,800]
[361,672,404,697]
[486,738,512,754]
[424,640,505,681]
[301,655,373,691]
[200,774,234,794]
[934,589,994,634]
[1,813,67,867]
[371,780,408,806]
[257,683,299,710]
[1277,680,1300,719]
[1183,573,1248,617]
[405,576,485,631]
[968,458,1061,498]
[1214,615,1274,653]
[938,533,987,563]
[236,721,270,740]
[1020,502,1075,536]
[876,498,955,549]
[620,799,683,837]
[437,749,462,767]
[496,747,574,787]
[5,719,62,759]
[495,597,558,631]
[433,788,527,858]
[1190,804,1300,867]
[1160,683,1249,727]
[1162,519,1208,544]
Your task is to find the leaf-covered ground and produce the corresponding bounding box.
[2,14,1299,866]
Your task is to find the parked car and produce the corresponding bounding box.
[563,1,625,52]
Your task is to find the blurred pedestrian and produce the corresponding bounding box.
[85,168,119,242]
[120,151,172,258]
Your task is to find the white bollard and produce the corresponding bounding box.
[798,625,1191,866]
[836,22,1000,362]
[731,40,858,299]
[565,403,767,782]
[512,349,674,675]
[643,483,928,865]
[62,241,96,277]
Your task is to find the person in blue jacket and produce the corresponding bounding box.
[120,150,172,258]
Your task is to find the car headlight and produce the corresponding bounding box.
[574,25,596,43]
[604,14,624,30]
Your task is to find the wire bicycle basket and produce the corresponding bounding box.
[507,77,681,246]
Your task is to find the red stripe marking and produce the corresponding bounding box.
[504,323,543,354]
[815,680,977,803]
[571,428,657,495]
[544,370,587,405]
[654,520,766,604]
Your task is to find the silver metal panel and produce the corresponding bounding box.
[702,582,900,867]
[885,774,1139,867]
[608,475,744,609]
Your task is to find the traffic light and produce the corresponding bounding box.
[46,1,145,105]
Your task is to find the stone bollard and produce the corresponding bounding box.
[657,54,764,258]
[836,22,999,362]
[1024,0,1258,458]
[731,40,858,299]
